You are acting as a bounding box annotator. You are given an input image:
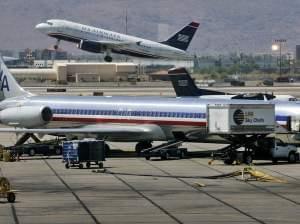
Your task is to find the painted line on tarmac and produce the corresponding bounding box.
[44,160,101,224]
[142,159,267,224]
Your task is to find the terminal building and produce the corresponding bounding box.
[9,62,138,82]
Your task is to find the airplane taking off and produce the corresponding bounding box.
[35,19,199,62]
[168,67,298,101]
[0,57,299,156]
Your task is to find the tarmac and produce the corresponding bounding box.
[0,85,300,223]
[1,153,300,224]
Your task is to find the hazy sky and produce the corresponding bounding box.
[1,0,300,55]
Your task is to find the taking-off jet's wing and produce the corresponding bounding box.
[78,40,140,53]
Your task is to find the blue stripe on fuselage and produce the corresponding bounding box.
[52,108,289,123]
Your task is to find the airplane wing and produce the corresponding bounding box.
[0,124,165,139]
[85,40,140,49]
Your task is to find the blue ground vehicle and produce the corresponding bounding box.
[63,140,105,169]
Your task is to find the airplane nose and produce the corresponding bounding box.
[35,23,49,32]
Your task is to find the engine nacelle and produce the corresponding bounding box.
[0,106,53,128]
[78,40,104,53]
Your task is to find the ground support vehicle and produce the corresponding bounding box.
[5,139,62,157]
[213,137,299,165]
[63,140,105,169]
[141,140,187,160]
[0,177,16,203]
[253,137,299,163]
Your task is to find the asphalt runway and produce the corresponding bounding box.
[1,155,300,224]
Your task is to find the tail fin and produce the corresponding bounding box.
[168,67,225,97]
[0,57,31,100]
[161,22,200,51]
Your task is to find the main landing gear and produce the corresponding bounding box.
[135,141,152,155]
[104,55,113,62]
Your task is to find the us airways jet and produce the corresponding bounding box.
[0,57,299,156]
[168,68,298,101]
[35,19,199,62]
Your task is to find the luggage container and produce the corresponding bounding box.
[63,140,105,169]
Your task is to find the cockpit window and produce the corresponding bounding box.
[47,22,53,26]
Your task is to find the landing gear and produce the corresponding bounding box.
[135,141,152,155]
[104,55,113,62]
[54,39,60,50]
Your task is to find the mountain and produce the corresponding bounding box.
[1,0,300,55]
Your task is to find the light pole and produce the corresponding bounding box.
[272,39,286,77]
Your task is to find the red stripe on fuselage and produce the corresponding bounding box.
[52,116,207,126]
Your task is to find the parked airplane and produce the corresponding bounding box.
[35,19,199,62]
[0,58,298,156]
[168,67,297,101]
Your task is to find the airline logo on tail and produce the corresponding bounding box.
[0,65,10,91]
[177,34,190,43]
[178,80,188,87]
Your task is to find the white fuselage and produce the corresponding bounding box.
[35,19,191,60]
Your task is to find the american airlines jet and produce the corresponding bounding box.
[35,19,199,62]
[0,57,299,159]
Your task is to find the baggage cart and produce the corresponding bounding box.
[63,140,105,169]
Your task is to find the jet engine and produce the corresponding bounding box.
[77,40,104,53]
[0,106,53,128]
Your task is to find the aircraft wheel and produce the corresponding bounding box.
[54,45,59,50]
[288,152,297,163]
[7,192,16,203]
[65,163,70,169]
[79,164,84,169]
[104,55,113,62]
[135,142,152,155]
